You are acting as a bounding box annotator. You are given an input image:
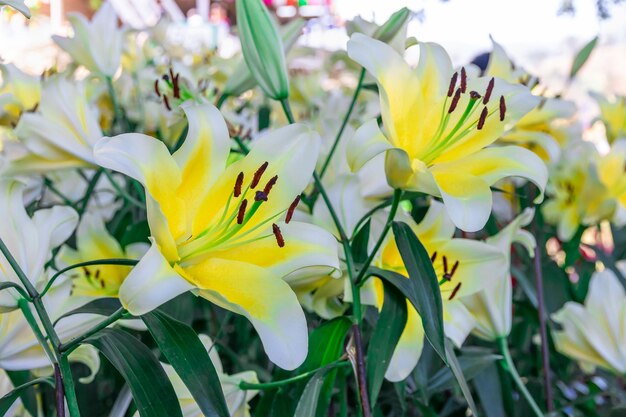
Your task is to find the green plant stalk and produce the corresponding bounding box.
[239,361,349,390]
[41,258,138,297]
[216,93,229,109]
[354,189,402,286]
[280,98,372,417]
[319,68,366,179]
[106,76,124,133]
[60,308,127,353]
[102,169,145,208]
[497,337,544,417]
[18,299,55,363]
[77,169,103,216]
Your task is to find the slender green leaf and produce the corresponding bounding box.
[0,377,53,416]
[351,219,371,264]
[473,364,505,417]
[428,349,501,393]
[367,282,407,406]
[85,328,182,417]
[570,36,598,78]
[54,297,123,326]
[142,310,230,417]
[5,371,38,416]
[445,340,480,417]
[294,365,336,417]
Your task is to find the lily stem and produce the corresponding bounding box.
[534,240,554,411]
[239,360,350,390]
[106,76,124,133]
[319,68,366,179]
[497,337,544,417]
[60,307,127,354]
[354,189,402,286]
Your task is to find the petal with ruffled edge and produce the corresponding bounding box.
[184,258,307,370]
[173,103,230,221]
[94,134,184,260]
[118,240,194,316]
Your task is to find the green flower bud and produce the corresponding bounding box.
[236,0,291,101]
[224,18,305,99]
[374,7,411,43]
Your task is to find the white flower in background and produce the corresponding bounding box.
[52,2,123,77]
[0,0,30,18]
[0,180,78,312]
[0,64,40,126]
[4,77,103,176]
[552,269,626,375]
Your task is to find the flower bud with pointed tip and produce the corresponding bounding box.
[236,0,290,100]
[373,7,411,43]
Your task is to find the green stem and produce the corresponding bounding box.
[60,308,127,353]
[102,170,145,208]
[239,361,349,390]
[354,189,402,286]
[0,238,38,297]
[106,76,124,133]
[18,299,55,363]
[77,169,103,216]
[497,337,544,417]
[0,282,31,301]
[216,93,228,109]
[319,68,366,179]
[41,259,138,297]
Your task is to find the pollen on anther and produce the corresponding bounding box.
[499,95,506,121]
[234,172,244,197]
[272,223,285,247]
[163,95,172,111]
[477,106,488,130]
[154,79,161,98]
[460,67,467,93]
[251,162,269,189]
[263,175,278,196]
[285,195,301,224]
[255,191,268,202]
[448,88,462,114]
[448,282,462,300]
[483,77,495,104]
[450,260,460,277]
[237,199,248,224]
[469,91,481,100]
[430,251,438,263]
[447,72,458,97]
[443,255,449,273]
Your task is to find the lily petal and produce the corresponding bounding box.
[385,305,424,382]
[346,119,391,173]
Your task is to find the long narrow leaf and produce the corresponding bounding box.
[0,377,53,416]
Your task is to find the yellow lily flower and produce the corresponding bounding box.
[552,269,626,375]
[94,103,340,369]
[597,139,626,224]
[542,141,615,241]
[366,202,507,381]
[0,64,40,126]
[5,77,103,176]
[346,34,547,232]
[52,2,123,77]
[0,180,78,312]
[591,92,626,144]
[460,208,536,341]
[58,212,148,299]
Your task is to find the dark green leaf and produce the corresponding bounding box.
[372,221,446,362]
[570,36,598,78]
[0,377,53,416]
[610,405,626,417]
[428,348,501,393]
[445,340,480,417]
[5,371,38,416]
[85,328,182,417]
[294,365,336,417]
[142,310,230,417]
[473,364,505,417]
[351,219,371,264]
[367,282,407,406]
[54,298,122,326]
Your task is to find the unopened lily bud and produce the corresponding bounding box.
[236,0,290,100]
[0,0,30,18]
[224,18,305,99]
[373,7,411,43]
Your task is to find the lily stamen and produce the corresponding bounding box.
[447,72,458,97]
[255,191,268,202]
[448,282,462,300]
[499,95,506,121]
[272,223,285,247]
[483,77,495,104]
[251,161,269,189]
[477,106,489,130]
[234,172,244,197]
[430,251,438,262]
[263,175,278,196]
[154,79,161,98]
[448,88,462,113]
[237,199,248,224]
[285,195,300,223]
[460,67,467,93]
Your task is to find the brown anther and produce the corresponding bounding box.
[83,267,91,278]
[448,282,462,300]
[430,251,438,263]
[263,175,278,196]
[234,172,244,197]
[154,79,161,98]
[483,77,495,104]
[95,270,100,279]
[447,72,458,97]
[251,162,269,189]
[442,255,449,274]
[255,191,268,202]
[163,95,172,111]
[172,70,181,99]
[450,260,460,277]
[272,223,285,247]
[499,95,506,121]
[460,67,467,93]
[477,106,488,130]
[237,199,248,224]
[100,279,105,289]
[469,91,481,100]
[285,195,301,224]
[448,88,462,114]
